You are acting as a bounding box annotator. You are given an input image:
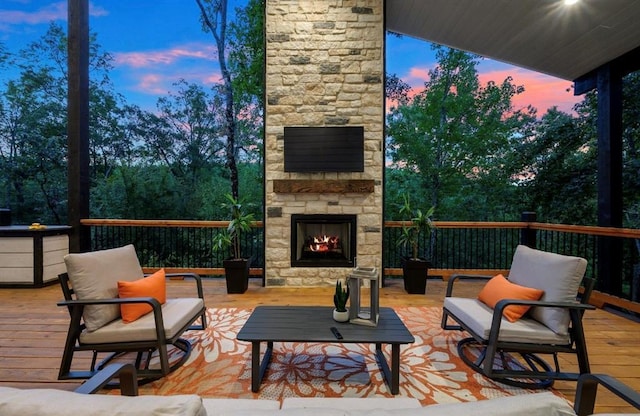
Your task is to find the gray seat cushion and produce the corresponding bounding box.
[80,298,204,344]
[444,297,571,345]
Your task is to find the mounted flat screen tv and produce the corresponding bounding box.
[284,126,364,173]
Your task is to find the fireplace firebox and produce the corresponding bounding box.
[291,214,356,267]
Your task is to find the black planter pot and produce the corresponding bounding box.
[223,257,252,294]
[400,257,431,294]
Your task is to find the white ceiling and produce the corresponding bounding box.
[385,0,640,81]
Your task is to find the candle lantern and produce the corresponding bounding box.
[347,266,379,327]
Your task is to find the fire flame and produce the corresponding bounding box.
[309,235,340,252]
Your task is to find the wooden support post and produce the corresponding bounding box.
[596,64,623,295]
[67,0,91,252]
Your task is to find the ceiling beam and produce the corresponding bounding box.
[574,46,640,96]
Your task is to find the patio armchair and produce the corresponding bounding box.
[441,244,595,388]
[57,244,206,384]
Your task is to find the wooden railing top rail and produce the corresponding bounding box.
[82,218,640,238]
[81,219,264,228]
[529,222,640,238]
[386,221,527,229]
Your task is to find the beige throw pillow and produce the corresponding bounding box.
[64,245,144,332]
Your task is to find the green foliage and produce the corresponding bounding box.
[212,193,256,259]
[229,0,265,109]
[333,279,350,312]
[386,45,534,216]
[397,194,436,260]
[505,108,597,224]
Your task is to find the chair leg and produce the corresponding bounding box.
[571,309,591,374]
[440,309,449,329]
[441,308,462,330]
[157,343,170,375]
[58,307,84,380]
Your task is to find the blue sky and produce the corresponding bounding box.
[0,0,580,114]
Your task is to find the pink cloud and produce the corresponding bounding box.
[406,67,430,85]
[137,74,168,95]
[132,67,223,97]
[394,63,579,115]
[479,67,579,114]
[0,2,107,25]
[114,44,217,68]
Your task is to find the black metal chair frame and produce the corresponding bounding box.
[441,274,596,389]
[58,272,207,385]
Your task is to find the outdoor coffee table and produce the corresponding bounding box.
[236,305,414,394]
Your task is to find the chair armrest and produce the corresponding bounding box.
[574,373,640,416]
[74,363,139,396]
[494,299,596,312]
[57,297,167,337]
[58,297,162,309]
[445,274,493,297]
[488,299,595,341]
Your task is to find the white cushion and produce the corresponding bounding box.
[282,397,421,410]
[64,245,144,332]
[213,408,346,416]
[362,392,575,416]
[202,398,280,415]
[0,387,206,416]
[444,297,570,344]
[79,298,204,344]
[508,245,587,336]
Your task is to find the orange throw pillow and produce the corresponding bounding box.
[118,268,167,323]
[478,274,544,322]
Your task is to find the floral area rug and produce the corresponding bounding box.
[139,307,550,405]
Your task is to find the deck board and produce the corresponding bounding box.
[0,278,638,413]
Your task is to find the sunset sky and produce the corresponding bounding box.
[0,1,581,115]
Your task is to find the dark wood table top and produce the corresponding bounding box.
[237,305,414,344]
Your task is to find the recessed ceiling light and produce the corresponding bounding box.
[564,0,579,5]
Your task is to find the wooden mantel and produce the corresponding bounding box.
[273,179,375,194]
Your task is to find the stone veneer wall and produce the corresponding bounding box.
[264,0,384,286]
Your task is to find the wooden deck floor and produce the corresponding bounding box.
[0,278,638,413]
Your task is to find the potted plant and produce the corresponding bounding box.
[333,278,350,322]
[397,194,436,294]
[212,193,256,294]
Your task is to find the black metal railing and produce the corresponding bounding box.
[81,218,640,304]
[84,219,264,274]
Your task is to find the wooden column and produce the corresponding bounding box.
[596,64,623,295]
[67,0,91,252]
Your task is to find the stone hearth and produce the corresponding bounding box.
[264,0,384,286]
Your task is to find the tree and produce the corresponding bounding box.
[195,0,241,200]
[386,45,534,220]
[507,108,597,223]
[0,23,127,224]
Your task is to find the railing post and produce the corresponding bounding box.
[520,212,537,248]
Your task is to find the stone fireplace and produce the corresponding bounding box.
[264,0,384,286]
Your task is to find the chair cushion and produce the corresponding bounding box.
[0,387,206,416]
[508,245,587,336]
[79,298,205,344]
[444,297,571,345]
[390,391,576,416]
[64,245,144,332]
[118,268,167,323]
[477,274,544,322]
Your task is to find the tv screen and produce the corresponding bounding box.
[284,126,364,173]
